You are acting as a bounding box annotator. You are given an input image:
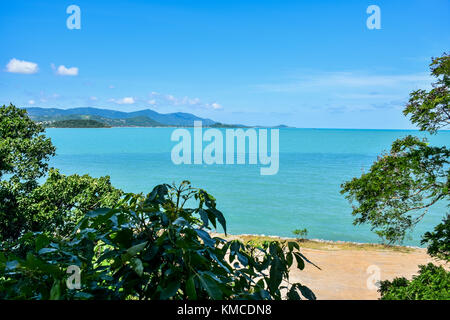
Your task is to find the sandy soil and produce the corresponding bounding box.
[290,246,434,300]
[216,234,442,300]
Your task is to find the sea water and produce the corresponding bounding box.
[45,128,449,246]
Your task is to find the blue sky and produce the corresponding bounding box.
[0,0,449,128]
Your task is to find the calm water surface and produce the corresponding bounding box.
[45,128,450,246]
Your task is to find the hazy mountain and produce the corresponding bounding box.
[24,107,216,126]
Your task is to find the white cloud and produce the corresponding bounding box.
[144,92,224,110]
[105,92,223,111]
[55,65,78,76]
[28,100,35,105]
[166,94,177,102]
[210,102,223,110]
[6,58,38,74]
[89,96,98,101]
[111,97,135,104]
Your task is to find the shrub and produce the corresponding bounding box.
[292,228,308,240]
[421,214,450,262]
[0,182,317,300]
[379,263,450,300]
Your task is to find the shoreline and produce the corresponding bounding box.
[212,232,425,253]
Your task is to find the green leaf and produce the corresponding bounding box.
[287,285,302,300]
[160,281,181,300]
[293,252,305,270]
[198,209,209,227]
[38,247,57,255]
[50,280,61,300]
[295,251,321,270]
[130,257,144,277]
[287,241,299,252]
[209,208,227,234]
[198,274,222,300]
[286,252,293,267]
[35,234,50,251]
[126,241,148,257]
[269,258,283,292]
[299,285,316,300]
[186,275,197,300]
[237,252,248,266]
[195,229,215,247]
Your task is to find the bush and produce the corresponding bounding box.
[379,263,450,300]
[0,182,317,300]
[292,228,308,240]
[421,214,450,262]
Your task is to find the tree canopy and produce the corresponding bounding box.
[0,104,55,185]
[0,105,122,242]
[341,53,449,244]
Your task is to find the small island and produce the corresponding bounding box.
[45,119,111,128]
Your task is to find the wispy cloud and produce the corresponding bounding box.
[255,71,432,114]
[257,72,431,93]
[110,97,136,104]
[6,58,38,74]
[145,92,223,110]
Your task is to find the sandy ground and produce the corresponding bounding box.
[290,246,434,300]
[216,234,442,300]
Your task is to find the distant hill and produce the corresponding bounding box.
[25,107,216,126]
[210,122,248,128]
[45,119,111,128]
[22,107,291,128]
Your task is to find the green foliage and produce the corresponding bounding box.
[46,119,110,128]
[404,53,449,134]
[379,263,450,300]
[0,104,122,242]
[19,168,123,238]
[0,182,317,300]
[421,214,450,262]
[341,135,449,243]
[0,104,56,241]
[292,228,308,240]
[341,54,450,244]
[0,103,55,184]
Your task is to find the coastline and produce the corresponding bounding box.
[212,232,424,252]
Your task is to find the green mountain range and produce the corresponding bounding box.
[23,107,288,128]
[24,107,215,127]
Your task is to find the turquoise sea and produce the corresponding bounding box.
[45,128,449,246]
